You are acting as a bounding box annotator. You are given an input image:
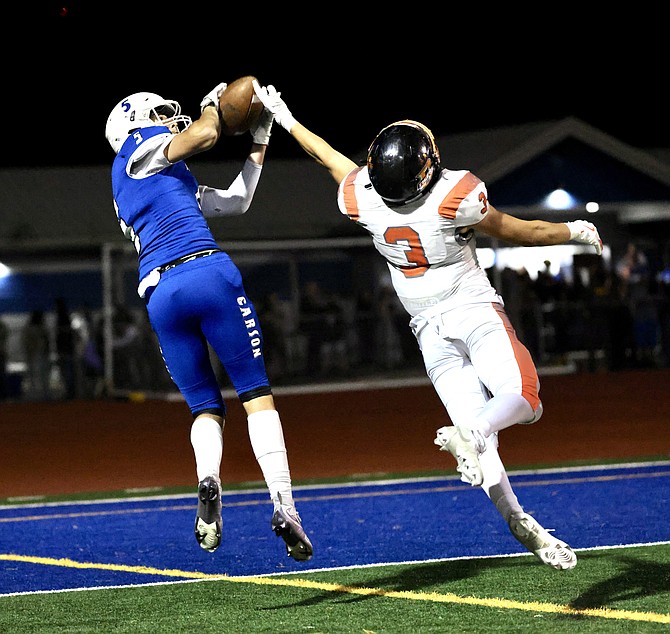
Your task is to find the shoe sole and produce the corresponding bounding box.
[194,478,222,553]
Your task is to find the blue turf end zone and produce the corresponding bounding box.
[1,461,669,595]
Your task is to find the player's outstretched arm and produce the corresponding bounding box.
[290,122,357,185]
[252,81,356,185]
[478,205,603,254]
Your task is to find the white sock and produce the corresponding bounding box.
[247,409,294,508]
[478,434,523,522]
[190,416,223,483]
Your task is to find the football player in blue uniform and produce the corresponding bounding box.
[105,83,312,561]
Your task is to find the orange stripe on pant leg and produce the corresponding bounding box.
[492,303,541,411]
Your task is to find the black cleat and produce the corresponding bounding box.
[194,476,222,553]
[271,503,313,561]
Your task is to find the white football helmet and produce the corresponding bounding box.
[105,92,192,153]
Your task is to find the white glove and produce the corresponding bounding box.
[250,105,274,145]
[252,80,297,132]
[200,82,228,113]
[565,220,603,255]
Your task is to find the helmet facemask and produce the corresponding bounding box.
[105,92,192,153]
[143,100,191,133]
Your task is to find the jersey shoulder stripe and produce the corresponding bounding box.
[437,171,482,220]
[340,166,366,221]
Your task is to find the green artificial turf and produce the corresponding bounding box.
[2,544,669,633]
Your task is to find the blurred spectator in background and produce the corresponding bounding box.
[279,294,308,378]
[299,281,351,377]
[615,242,659,367]
[55,298,76,400]
[319,290,349,376]
[111,305,143,390]
[21,310,52,401]
[354,288,376,369]
[534,259,562,304]
[616,242,650,303]
[258,291,286,381]
[76,307,105,398]
[300,280,330,375]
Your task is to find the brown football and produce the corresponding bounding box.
[218,75,263,136]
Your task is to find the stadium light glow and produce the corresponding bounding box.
[544,188,576,210]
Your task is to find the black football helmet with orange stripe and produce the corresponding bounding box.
[367,120,441,205]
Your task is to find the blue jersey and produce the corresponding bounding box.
[111,125,219,282]
[109,127,270,415]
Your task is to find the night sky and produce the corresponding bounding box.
[8,3,666,169]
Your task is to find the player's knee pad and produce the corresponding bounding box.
[519,401,543,425]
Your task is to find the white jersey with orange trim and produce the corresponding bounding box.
[337,163,543,427]
[337,166,502,317]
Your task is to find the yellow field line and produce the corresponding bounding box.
[2,553,668,624]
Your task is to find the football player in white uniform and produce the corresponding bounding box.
[254,81,604,570]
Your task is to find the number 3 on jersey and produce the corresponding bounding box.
[384,226,429,278]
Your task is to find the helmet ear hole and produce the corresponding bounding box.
[367,120,440,205]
